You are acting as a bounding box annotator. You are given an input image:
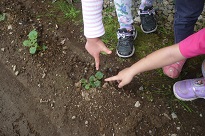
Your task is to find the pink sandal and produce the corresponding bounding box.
[163,60,186,78]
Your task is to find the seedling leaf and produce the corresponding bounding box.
[0,13,6,21]
[42,45,47,51]
[80,78,87,84]
[29,47,37,54]
[28,30,38,40]
[89,75,95,82]
[23,40,32,46]
[95,71,104,80]
[94,80,101,87]
[85,84,90,90]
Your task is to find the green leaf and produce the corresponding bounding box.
[29,47,37,54]
[94,80,101,87]
[23,40,32,47]
[90,82,96,88]
[89,75,96,82]
[0,13,6,21]
[28,30,38,40]
[42,45,47,51]
[85,84,90,90]
[95,71,104,80]
[80,78,87,84]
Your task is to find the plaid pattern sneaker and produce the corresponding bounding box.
[116,26,137,58]
[139,6,157,33]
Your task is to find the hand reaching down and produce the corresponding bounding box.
[85,38,112,70]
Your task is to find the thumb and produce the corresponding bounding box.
[118,81,125,88]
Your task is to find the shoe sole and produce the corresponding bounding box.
[173,82,205,101]
[116,29,137,58]
[140,25,157,34]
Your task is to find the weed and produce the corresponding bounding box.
[54,0,80,20]
[0,13,6,21]
[81,71,104,90]
[23,29,47,54]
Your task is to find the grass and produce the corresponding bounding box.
[36,0,81,23]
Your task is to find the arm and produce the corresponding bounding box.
[81,0,112,70]
[105,44,186,88]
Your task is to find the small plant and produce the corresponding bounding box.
[80,71,104,90]
[0,13,6,21]
[23,29,47,54]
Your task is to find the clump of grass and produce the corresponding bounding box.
[102,7,118,47]
[54,0,80,20]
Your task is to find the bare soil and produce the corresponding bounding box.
[1,0,205,136]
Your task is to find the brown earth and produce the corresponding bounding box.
[0,0,205,136]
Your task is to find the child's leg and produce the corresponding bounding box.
[114,0,137,58]
[139,0,154,10]
[174,0,205,43]
[163,0,204,78]
[138,0,157,33]
[114,0,133,30]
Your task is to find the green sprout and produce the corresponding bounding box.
[0,13,6,21]
[23,29,47,54]
[80,71,104,90]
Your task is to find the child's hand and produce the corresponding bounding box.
[85,38,112,70]
[105,68,135,88]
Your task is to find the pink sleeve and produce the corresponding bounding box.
[179,28,205,58]
[81,0,105,38]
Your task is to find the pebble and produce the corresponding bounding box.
[71,116,76,120]
[171,112,177,119]
[15,71,19,76]
[134,101,140,107]
[1,48,5,52]
[8,25,12,30]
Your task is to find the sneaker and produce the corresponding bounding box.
[173,78,205,101]
[163,60,186,79]
[139,6,157,33]
[116,27,137,58]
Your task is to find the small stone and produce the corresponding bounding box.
[8,25,12,30]
[199,113,203,117]
[14,71,19,76]
[177,127,180,130]
[1,48,5,52]
[42,73,46,78]
[134,101,140,107]
[171,112,177,119]
[71,116,76,120]
[12,65,16,71]
[85,121,88,125]
[139,86,143,91]
[61,39,66,45]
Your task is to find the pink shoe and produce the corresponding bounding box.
[163,60,186,78]
[173,78,205,101]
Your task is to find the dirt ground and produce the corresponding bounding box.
[1,0,205,136]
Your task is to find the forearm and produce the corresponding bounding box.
[129,44,186,76]
[81,0,105,38]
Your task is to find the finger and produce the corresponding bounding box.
[94,54,100,70]
[105,76,119,81]
[103,47,112,54]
